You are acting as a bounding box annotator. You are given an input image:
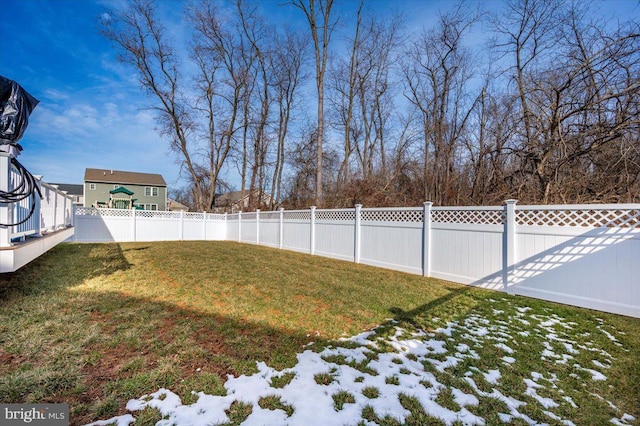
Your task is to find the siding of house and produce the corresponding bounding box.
[84,182,167,210]
[83,168,168,210]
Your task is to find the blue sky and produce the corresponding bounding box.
[1,0,637,192]
[1,0,176,187]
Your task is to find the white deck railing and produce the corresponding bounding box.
[0,153,74,248]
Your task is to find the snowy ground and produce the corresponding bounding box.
[88,298,636,426]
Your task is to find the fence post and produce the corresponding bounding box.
[310,206,316,255]
[203,211,207,240]
[224,212,228,241]
[33,176,43,237]
[354,204,362,263]
[279,207,284,249]
[503,199,518,293]
[256,209,260,245]
[131,208,137,242]
[422,201,433,277]
[0,153,12,247]
[52,185,58,231]
[238,210,242,242]
[61,191,68,229]
[179,210,184,241]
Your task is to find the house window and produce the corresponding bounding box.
[145,187,158,197]
[89,183,96,190]
[144,203,158,211]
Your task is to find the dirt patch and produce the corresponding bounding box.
[58,305,308,424]
[0,350,28,375]
[82,343,141,382]
[192,327,227,354]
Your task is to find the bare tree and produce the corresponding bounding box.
[103,0,638,209]
[329,5,402,191]
[401,4,480,205]
[236,1,272,210]
[102,0,247,211]
[329,1,363,191]
[291,0,337,207]
[283,123,339,209]
[491,0,640,203]
[353,13,402,181]
[269,31,307,208]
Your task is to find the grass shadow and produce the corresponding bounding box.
[2,241,638,425]
[0,242,331,425]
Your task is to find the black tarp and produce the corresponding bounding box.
[0,75,39,151]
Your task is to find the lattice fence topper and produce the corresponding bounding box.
[283,210,312,220]
[361,208,423,222]
[137,211,182,219]
[431,208,504,225]
[184,212,205,220]
[206,213,226,221]
[315,209,355,221]
[243,212,257,220]
[516,208,640,228]
[259,211,280,220]
[75,207,132,217]
[227,213,239,221]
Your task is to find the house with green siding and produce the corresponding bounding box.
[83,168,167,210]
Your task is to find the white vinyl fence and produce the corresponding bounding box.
[73,202,640,318]
[73,208,227,243]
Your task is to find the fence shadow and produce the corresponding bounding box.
[471,225,639,315]
[389,285,473,326]
[0,242,332,425]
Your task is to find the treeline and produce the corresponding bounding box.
[102,0,640,211]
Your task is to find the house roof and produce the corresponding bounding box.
[215,190,269,206]
[167,198,189,211]
[84,168,167,186]
[215,191,244,205]
[49,183,83,195]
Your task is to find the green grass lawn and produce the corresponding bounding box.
[0,241,638,425]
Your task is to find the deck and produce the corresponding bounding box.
[0,227,75,273]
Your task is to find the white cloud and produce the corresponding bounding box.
[18,82,182,188]
[42,89,70,101]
